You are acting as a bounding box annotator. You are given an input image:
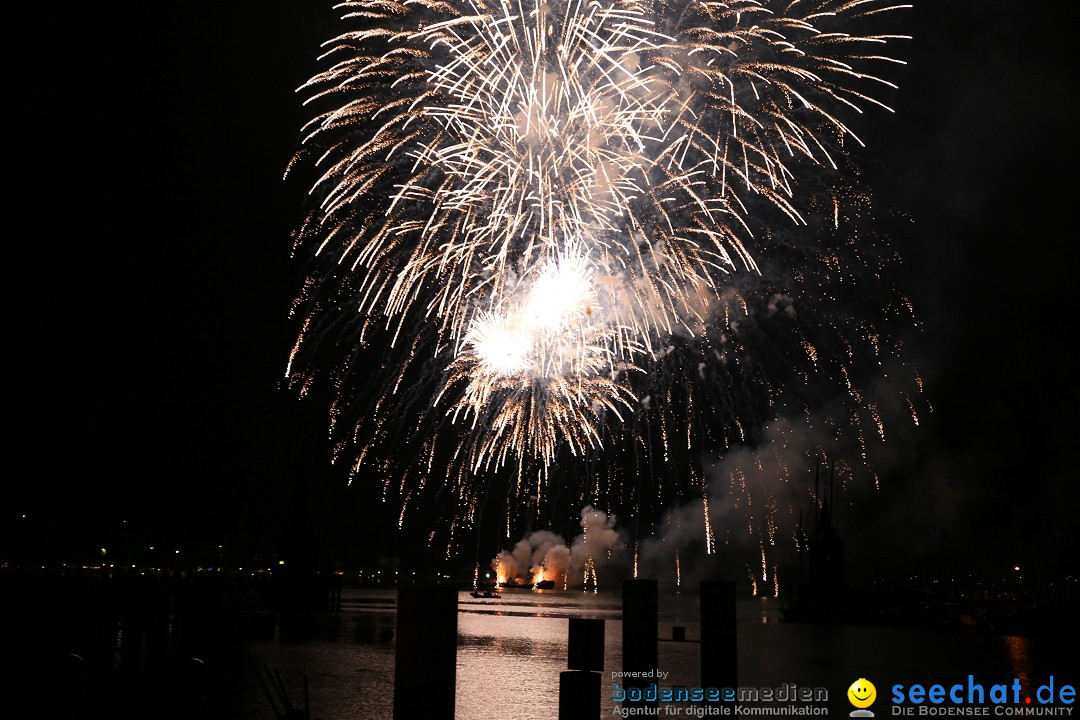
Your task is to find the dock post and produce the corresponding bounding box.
[622,579,658,708]
[559,617,604,720]
[393,585,457,720]
[700,580,737,693]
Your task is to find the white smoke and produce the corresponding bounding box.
[493,505,626,588]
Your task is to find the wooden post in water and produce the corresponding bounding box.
[700,580,737,692]
[559,617,604,720]
[622,579,658,707]
[393,585,457,720]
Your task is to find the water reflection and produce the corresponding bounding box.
[1001,635,1033,689]
[113,621,123,669]
[6,584,1065,720]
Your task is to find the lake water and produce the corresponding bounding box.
[227,590,1076,719]
[2,582,1076,719]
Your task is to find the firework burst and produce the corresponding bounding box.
[288,0,914,538]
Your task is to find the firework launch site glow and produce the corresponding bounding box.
[287,0,923,566]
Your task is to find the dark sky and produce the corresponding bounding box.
[4,2,1078,575]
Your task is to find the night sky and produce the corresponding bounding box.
[5,2,1079,578]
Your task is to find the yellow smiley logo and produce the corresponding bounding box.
[848,678,877,709]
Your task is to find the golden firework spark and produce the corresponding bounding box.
[290,0,912,505]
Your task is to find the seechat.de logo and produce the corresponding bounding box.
[849,678,878,718]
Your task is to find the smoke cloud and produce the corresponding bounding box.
[493,505,626,589]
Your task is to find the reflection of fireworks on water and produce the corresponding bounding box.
[288,0,917,561]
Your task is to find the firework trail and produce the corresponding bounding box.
[287,0,915,544]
